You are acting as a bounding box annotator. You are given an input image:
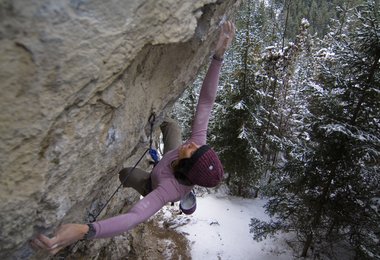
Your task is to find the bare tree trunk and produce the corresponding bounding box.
[282,0,292,51]
[242,0,251,97]
[301,233,313,257]
[260,78,277,157]
[301,173,334,257]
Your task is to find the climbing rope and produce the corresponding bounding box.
[88,112,158,223]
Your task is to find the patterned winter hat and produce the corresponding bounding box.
[186,145,224,187]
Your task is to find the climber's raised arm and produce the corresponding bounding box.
[189,21,235,145]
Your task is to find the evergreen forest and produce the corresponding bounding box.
[174,0,379,259]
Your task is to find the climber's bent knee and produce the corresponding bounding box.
[118,167,152,196]
[160,117,182,154]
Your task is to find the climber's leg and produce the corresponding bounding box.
[160,117,182,154]
[118,167,152,196]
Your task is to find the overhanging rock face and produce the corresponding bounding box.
[0,0,240,259]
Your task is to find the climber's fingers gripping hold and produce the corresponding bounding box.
[30,233,62,255]
[30,223,89,255]
[215,20,236,59]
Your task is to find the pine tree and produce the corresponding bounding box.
[310,2,380,258]
[210,0,275,196]
[252,18,313,183]
[250,1,380,258]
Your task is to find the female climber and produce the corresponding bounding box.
[31,21,235,255]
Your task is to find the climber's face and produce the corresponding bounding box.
[179,142,200,160]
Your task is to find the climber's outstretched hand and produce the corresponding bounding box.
[30,223,89,255]
[214,20,235,59]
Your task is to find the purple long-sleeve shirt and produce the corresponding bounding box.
[92,57,222,238]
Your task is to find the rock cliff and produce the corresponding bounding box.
[0,0,240,259]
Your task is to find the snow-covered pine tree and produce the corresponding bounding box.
[250,1,379,258]
[308,2,380,258]
[251,18,313,187]
[210,0,277,196]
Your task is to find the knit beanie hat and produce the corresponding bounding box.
[186,145,224,187]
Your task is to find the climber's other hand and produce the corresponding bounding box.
[30,223,89,255]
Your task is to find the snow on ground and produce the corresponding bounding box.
[158,191,298,260]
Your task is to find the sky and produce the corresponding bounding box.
[158,188,302,260]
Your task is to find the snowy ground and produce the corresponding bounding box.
[157,189,300,260]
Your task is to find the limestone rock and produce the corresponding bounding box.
[0,0,240,259]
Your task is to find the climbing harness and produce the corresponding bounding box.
[88,112,159,223]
